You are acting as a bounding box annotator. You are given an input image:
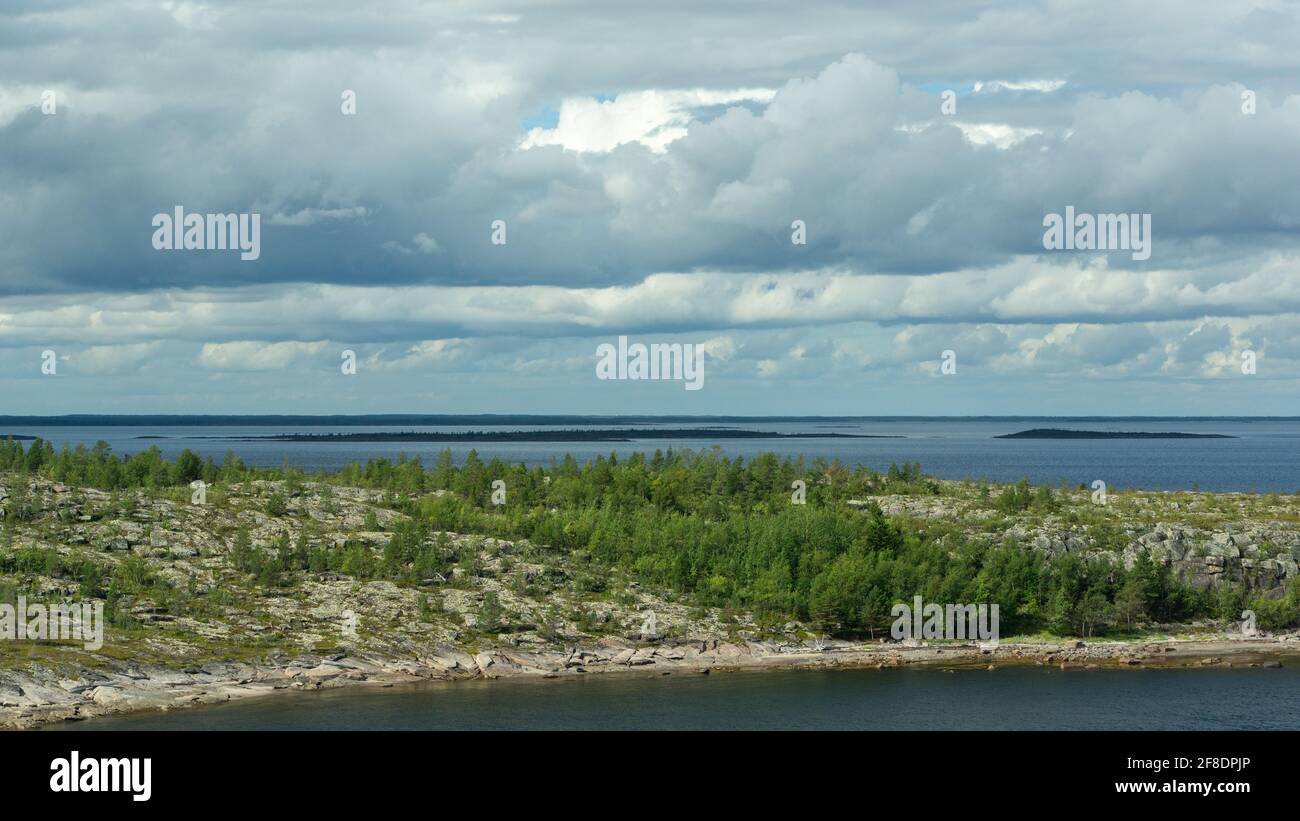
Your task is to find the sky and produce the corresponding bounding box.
[1,0,1299,415]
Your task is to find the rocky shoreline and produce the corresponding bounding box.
[5,635,1296,730]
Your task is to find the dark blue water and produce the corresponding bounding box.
[4,418,1297,492]
[48,665,1300,730]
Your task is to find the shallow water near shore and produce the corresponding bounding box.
[47,664,1300,731]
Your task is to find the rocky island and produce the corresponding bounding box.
[1,440,1297,728]
[996,428,1236,439]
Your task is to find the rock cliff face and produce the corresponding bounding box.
[1132,524,1298,594]
[997,521,1299,594]
[851,493,1299,595]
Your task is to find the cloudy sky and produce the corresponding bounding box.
[2,0,1299,415]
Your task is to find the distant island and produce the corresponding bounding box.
[997,428,1236,439]
[231,428,900,443]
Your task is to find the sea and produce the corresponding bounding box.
[1,416,1296,492]
[46,665,1300,731]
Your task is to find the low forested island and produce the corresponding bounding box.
[228,428,897,443]
[997,428,1236,439]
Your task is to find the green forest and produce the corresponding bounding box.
[3,436,1298,637]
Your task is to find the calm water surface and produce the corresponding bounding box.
[4,418,1298,492]
[48,666,1300,731]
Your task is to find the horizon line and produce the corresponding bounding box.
[2,413,1298,426]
